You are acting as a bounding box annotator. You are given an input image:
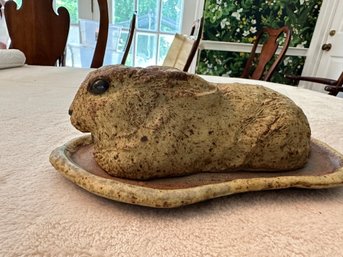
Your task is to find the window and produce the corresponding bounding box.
[59,0,202,68]
[112,0,183,67]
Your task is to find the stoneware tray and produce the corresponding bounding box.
[49,135,343,208]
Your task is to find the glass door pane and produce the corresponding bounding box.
[158,34,174,64]
[112,0,184,67]
[135,32,157,66]
[137,0,159,31]
[160,0,183,33]
[113,0,135,28]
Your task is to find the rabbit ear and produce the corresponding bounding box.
[195,85,218,97]
[173,82,218,98]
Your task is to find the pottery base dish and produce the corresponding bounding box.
[49,135,343,208]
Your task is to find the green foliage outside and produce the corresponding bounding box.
[12,0,77,24]
[113,0,135,26]
[10,0,21,8]
[197,0,322,84]
[113,0,182,66]
[56,0,78,24]
[113,0,181,31]
[160,0,182,32]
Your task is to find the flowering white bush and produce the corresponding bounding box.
[197,0,323,85]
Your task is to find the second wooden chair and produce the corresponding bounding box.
[91,2,136,68]
[241,26,291,81]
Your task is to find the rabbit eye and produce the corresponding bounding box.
[88,79,110,95]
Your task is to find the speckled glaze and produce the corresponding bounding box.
[49,135,343,208]
[69,65,311,180]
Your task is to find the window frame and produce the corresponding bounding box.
[79,0,204,67]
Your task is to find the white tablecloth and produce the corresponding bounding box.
[1,65,343,256]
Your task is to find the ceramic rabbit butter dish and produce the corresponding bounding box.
[68,65,311,180]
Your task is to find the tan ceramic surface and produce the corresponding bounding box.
[69,65,311,180]
[49,135,343,208]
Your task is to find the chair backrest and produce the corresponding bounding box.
[286,71,343,96]
[90,0,109,68]
[162,17,204,72]
[4,0,70,66]
[91,8,135,67]
[241,26,291,81]
[120,12,137,65]
[331,71,343,95]
[323,71,343,96]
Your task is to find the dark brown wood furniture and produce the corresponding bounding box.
[185,16,204,72]
[162,17,203,72]
[90,3,136,68]
[286,71,343,96]
[4,0,70,66]
[90,0,109,68]
[120,12,137,65]
[241,26,291,81]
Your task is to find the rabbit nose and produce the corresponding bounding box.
[68,109,73,116]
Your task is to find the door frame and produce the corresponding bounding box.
[300,0,340,80]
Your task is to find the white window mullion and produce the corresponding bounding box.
[77,0,201,67]
[155,0,162,65]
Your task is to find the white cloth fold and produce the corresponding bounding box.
[0,49,26,69]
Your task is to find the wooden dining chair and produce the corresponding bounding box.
[120,12,137,65]
[241,26,291,81]
[286,71,343,96]
[4,0,70,66]
[89,3,136,68]
[162,17,204,72]
[90,0,109,68]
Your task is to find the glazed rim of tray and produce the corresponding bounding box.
[49,135,343,208]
